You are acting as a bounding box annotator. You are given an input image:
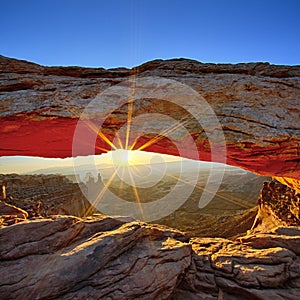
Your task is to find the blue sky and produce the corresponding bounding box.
[1,0,300,68]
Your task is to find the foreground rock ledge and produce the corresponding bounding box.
[1,215,299,299]
[0,56,299,190]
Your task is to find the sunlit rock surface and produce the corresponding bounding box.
[175,231,300,299]
[0,56,299,190]
[251,180,300,232]
[0,200,28,225]
[0,215,191,299]
[0,214,299,299]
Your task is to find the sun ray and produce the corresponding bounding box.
[68,105,119,152]
[125,100,134,150]
[130,163,148,177]
[133,113,199,151]
[95,128,118,151]
[118,165,126,191]
[135,119,189,151]
[163,171,252,209]
[128,137,138,151]
[125,75,137,150]
[128,168,145,220]
[95,146,111,153]
[84,166,120,217]
[115,131,124,149]
[79,118,119,150]
[134,134,165,152]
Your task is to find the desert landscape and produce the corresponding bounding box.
[0,54,299,299]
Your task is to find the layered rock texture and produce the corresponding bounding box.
[0,56,299,190]
[1,56,299,298]
[175,227,300,300]
[0,214,300,299]
[0,179,299,298]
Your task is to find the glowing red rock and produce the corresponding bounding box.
[0,56,299,190]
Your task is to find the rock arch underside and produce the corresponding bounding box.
[1,56,300,299]
[0,55,299,190]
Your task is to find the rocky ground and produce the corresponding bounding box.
[0,213,299,299]
[0,180,299,299]
[259,180,300,225]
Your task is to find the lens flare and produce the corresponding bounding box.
[72,76,227,221]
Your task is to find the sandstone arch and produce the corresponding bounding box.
[0,56,299,190]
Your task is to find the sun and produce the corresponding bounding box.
[111,149,133,166]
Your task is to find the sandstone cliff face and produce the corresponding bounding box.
[1,56,299,299]
[0,214,299,299]
[0,56,299,190]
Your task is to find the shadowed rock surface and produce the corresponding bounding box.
[0,56,299,190]
[0,180,299,299]
[0,214,300,299]
[252,180,300,232]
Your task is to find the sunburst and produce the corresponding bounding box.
[79,79,203,220]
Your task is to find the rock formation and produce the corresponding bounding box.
[0,56,299,298]
[0,179,299,298]
[0,214,299,299]
[0,214,191,299]
[252,180,300,232]
[0,170,269,238]
[175,227,300,299]
[0,200,28,225]
[0,56,299,190]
